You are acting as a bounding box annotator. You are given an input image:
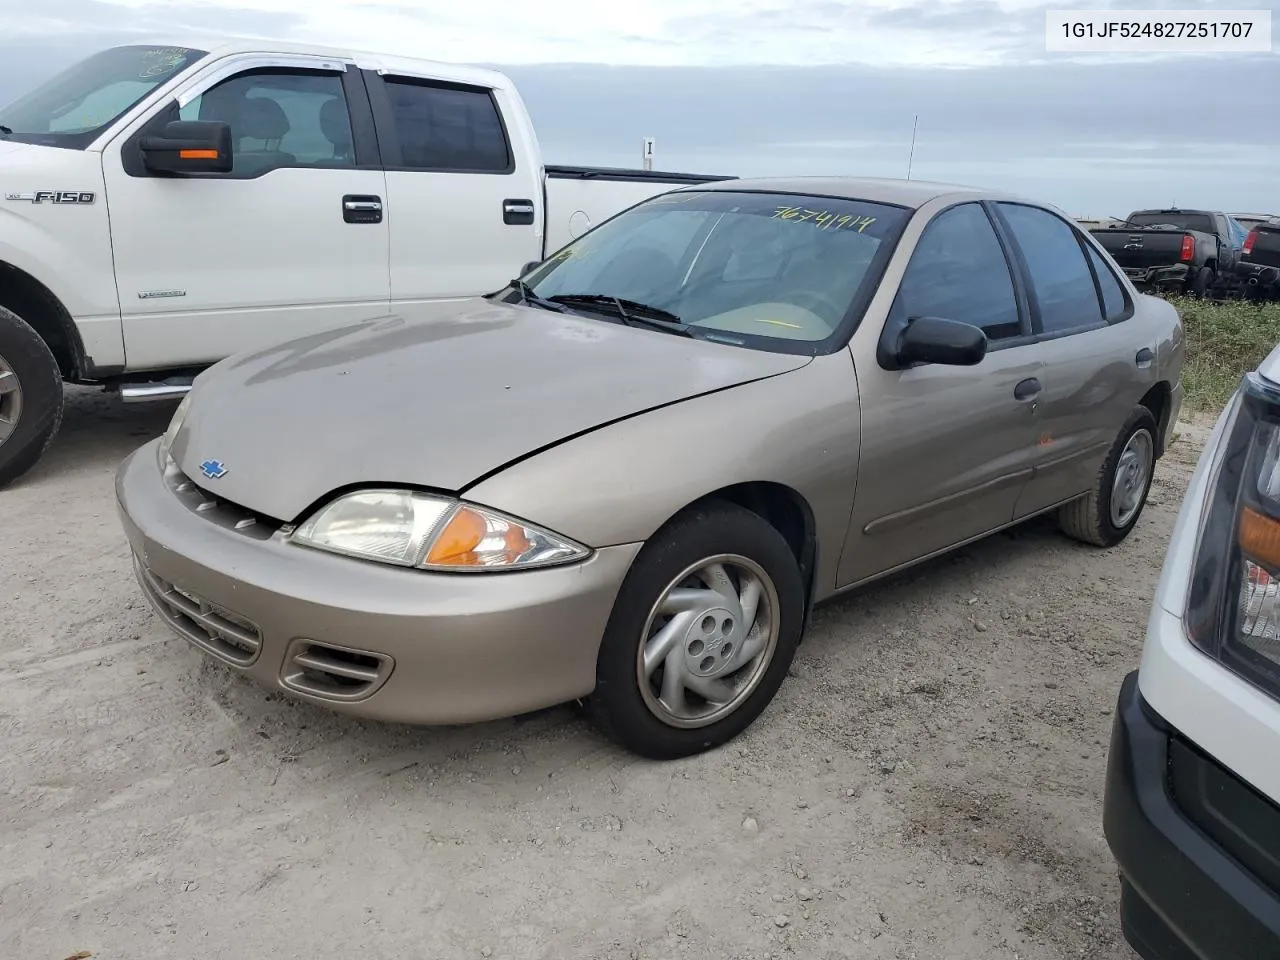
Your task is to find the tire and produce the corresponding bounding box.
[0,305,64,490]
[587,500,804,760]
[1187,266,1213,298]
[1057,406,1158,548]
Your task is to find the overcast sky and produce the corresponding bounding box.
[1,0,1276,214]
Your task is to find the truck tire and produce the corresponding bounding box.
[0,305,64,489]
[1187,266,1212,298]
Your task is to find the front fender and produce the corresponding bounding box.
[463,350,862,599]
[0,145,123,367]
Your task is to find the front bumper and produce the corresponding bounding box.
[115,439,642,724]
[1103,671,1280,960]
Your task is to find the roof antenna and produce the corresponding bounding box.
[906,115,918,181]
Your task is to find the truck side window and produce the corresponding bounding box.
[179,68,354,175]
[997,202,1106,335]
[896,202,1022,341]
[382,77,511,173]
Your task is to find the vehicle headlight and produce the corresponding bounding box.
[1186,371,1280,700]
[290,489,590,572]
[157,393,192,465]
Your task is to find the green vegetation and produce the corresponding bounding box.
[1172,297,1280,411]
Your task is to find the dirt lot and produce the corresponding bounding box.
[1,386,1214,960]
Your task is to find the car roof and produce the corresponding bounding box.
[689,176,1040,211]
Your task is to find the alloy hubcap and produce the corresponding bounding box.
[636,554,780,729]
[1110,428,1154,528]
[0,353,22,447]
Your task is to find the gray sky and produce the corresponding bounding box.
[1,0,1277,214]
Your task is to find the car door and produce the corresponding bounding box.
[838,200,1044,587]
[990,202,1158,518]
[363,71,544,311]
[102,55,390,370]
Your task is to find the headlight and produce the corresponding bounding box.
[157,393,192,463]
[290,489,590,572]
[1186,371,1280,700]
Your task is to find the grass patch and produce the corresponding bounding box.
[1173,297,1280,411]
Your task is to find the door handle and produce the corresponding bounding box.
[1014,377,1042,401]
[1135,347,1154,368]
[343,194,383,224]
[503,198,535,226]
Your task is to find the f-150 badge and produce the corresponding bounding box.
[4,191,96,204]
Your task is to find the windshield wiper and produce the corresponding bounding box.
[507,278,570,313]
[544,294,695,336]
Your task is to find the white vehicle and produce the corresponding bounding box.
[1103,346,1280,958]
[0,39,733,486]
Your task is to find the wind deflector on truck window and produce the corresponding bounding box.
[544,164,737,185]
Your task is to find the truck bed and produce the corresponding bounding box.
[1091,227,1197,271]
[1244,223,1280,271]
[542,164,736,255]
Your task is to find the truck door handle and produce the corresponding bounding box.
[1014,377,1041,401]
[1135,347,1154,368]
[343,194,383,224]
[503,199,535,226]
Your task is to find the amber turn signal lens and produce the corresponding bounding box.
[423,506,533,567]
[1239,506,1280,570]
[179,149,219,159]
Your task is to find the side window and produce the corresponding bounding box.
[382,77,511,173]
[897,202,1022,340]
[1084,243,1129,322]
[997,203,1104,335]
[179,68,354,175]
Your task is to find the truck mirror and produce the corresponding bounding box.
[140,120,234,175]
[520,260,542,278]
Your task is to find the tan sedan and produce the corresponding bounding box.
[116,177,1184,759]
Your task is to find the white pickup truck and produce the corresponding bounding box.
[0,39,733,486]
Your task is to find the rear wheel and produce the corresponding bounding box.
[0,306,64,489]
[1057,406,1157,547]
[588,501,804,760]
[1187,266,1213,298]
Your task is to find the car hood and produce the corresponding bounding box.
[173,300,810,521]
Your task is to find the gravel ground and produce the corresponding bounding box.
[1,385,1215,960]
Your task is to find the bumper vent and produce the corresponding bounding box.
[134,557,262,666]
[281,639,393,702]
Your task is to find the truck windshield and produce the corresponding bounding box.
[521,190,910,355]
[0,44,206,149]
[1127,212,1215,233]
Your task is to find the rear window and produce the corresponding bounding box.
[1127,212,1215,233]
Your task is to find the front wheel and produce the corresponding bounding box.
[588,501,804,760]
[1057,406,1157,547]
[0,306,64,489]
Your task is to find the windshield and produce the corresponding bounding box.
[1127,212,1215,233]
[519,190,910,354]
[0,44,206,149]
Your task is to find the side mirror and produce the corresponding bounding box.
[519,260,542,278]
[139,120,233,175]
[896,316,988,367]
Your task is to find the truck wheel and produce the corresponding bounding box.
[587,501,804,760]
[1057,406,1157,548]
[1187,266,1213,298]
[0,306,64,489]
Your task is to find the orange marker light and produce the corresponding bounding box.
[423,506,534,567]
[180,149,219,160]
[1239,506,1280,570]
